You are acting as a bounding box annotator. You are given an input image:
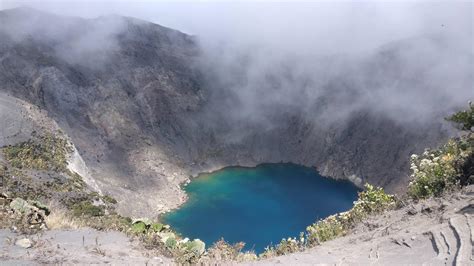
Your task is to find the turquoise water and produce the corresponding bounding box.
[162,163,359,253]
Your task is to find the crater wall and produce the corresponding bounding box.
[0,8,464,217]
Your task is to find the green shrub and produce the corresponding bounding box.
[10,198,32,214]
[102,195,118,204]
[132,218,152,226]
[260,235,303,258]
[2,134,72,172]
[131,221,147,234]
[174,239,206,264]
[29,200,51,215]
[408,103,474,199]
[72,201,104,217]
[306,214,345,245]
[446,102,474,131]
[165,237,178,249]
[150,222,164,232]
[408,134,473,199]
[130,219,166,234]
[88,214,132,232]
[350,184,396,220]
[274,237,302,255]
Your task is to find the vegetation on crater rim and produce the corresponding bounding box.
[408,135,473,198]
[408,102,473,199]
[2,132,72,172]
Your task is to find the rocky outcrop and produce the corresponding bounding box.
[0,8,462,216]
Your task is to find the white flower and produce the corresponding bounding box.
[179,238,189,244]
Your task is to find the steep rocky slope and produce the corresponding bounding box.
[0,8,469,216]
[0,7,203,215]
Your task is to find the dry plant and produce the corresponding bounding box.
[44,202,84,229]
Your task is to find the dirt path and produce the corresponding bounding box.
[0,229,172,265]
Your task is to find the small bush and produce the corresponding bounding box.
[130,218,165,234]
[150,222,164,232]
[72,201,104,217]
[45,207,83,229]
[260,235,303,258]
[102,195,118,204]
[306,215,345,244]
[274,236,302,255]
[206,239,257,262]
[350,184,396,220]
[174,239,206,264]
[95,214,132,231]
[408,134,473,199]
[131,221,147,234]
[446,102,474,131]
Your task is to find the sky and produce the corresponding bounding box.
[1,0,471,56]
[1,2,470,35]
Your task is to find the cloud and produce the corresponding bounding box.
[0,6,126,68]
[189,1,473,130]
[1,1,472,131]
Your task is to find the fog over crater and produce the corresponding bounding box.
[3,1,471,124]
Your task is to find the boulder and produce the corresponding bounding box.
[15,238,32,248]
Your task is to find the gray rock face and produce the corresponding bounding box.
[0,8,464,216]
[0,8,202,215]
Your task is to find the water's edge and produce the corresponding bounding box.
[161,163,360,252]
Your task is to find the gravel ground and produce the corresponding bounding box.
[0,228,172,265]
